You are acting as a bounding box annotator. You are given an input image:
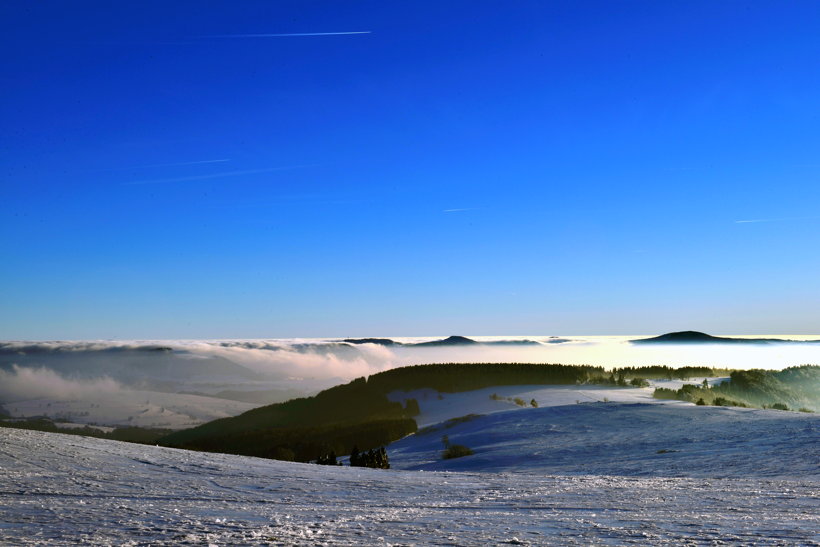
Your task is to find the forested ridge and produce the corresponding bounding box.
[158,362,734,462]
[3,361,753,461]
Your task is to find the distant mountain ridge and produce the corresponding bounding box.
[631,331,817,344]
[412,335,479,347]
[342,338,398,346]
[342,335,543,347]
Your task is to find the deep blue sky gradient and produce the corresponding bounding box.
[3,1,820,338]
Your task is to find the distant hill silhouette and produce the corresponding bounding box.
[483,339,542,346]
[410,336,542,347]
[631,331,811,344]
[412,336,479,347]
[343,338,399,346]
[339,336,547,347]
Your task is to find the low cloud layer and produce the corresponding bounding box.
[186,340,396,380]
[0,365,122,403]
[2,336,818,407]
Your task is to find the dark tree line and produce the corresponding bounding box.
[613,365,729,380]
[161,418,415,463]
[350,445,389,469]
[315,451,340,465]
[367,362,609,393]
[314,445,390,468]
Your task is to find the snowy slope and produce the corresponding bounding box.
[388,401,820,478]
[385,384,819,478]
[1,427,818,546]
[388,383,668,427]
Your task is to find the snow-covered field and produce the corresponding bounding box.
[1,384,818,545]
[1,427,818,546]
[386,382,820,477]
[387,382,699,427]
[390,399,819,478]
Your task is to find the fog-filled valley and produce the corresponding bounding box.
[2,334,819,430]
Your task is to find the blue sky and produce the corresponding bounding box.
[2,1,820,339]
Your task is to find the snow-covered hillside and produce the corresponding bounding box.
[387,383,819,477]
[390,400,819,478]
[2,389,818,545]
[387,382,681,427]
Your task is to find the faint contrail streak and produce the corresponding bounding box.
[99,159,230,171]
[143,159,231,167]
[735,216,819,224]
[207,31,371,38]
[123,166,309,185]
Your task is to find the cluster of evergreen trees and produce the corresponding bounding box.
[315,451,340,465]
[652,365,819,411]
[350,446,389,469]
[654,385,747,407]
[612,365,730,380]
[313,445,390,468]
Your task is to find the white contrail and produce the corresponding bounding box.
[123,166,307,185]
[443,208,478,213]
[207,31,371,38]
[99,159,230,171]
[141,158,231,167]
[735,216,819,224]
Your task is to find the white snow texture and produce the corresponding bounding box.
[1,386,818,545]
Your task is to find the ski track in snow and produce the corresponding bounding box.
[1,408,819,546]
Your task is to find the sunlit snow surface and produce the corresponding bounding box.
[2,400,818,545]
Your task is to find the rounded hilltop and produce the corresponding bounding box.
[631,331,803,344]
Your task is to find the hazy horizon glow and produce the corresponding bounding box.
[3,335,818,379]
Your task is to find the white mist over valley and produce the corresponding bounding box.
[2,334,818,428]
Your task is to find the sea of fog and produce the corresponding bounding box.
[388,334,820,371]
[1,334,818,428]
